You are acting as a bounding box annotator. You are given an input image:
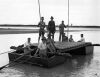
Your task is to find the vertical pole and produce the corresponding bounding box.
[38,0,41,21]
[67,0,69,41]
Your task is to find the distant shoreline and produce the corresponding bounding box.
[0,28,99,34]
[0,24,100,28]
[0,28,80,34]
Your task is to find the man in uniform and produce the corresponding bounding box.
[59,20,66,42]
[47,16,56,40]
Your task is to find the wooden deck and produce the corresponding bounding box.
[33,42,93,55]
[55,42,93,55]
[55,42,91,50]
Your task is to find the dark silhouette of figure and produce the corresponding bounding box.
[47,16,56,41]
[62,33,68,42]
[46,34,56,53]
[59,20,66,42]
[69,35,74,42]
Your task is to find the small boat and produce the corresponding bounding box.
[8,41,93,68]
[8,47,68,68]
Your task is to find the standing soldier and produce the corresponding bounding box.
[59,20,66,42]
[47,16,56,40]
[38,17,46,43]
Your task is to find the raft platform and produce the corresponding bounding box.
[34,42,94,55]
[55,42,94,55]
[7,42,94,68]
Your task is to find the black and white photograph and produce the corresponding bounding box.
[0,0,100,77]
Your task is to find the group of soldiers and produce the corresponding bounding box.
[37,18,85,58]
[38,16,68,43]
[15,17,85,58]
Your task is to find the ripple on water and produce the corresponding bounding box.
[0,67,25,77]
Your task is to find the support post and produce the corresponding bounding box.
[38,0,41,20]
[67,0,69,41]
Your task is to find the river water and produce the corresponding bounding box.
[0,27,100,77]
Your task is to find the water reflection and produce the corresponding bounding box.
[0,29,100,77]
[0,54,9,67]
[0,55,93,77]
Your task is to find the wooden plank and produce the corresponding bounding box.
[55,42,91,49]
[32,42,93,54]
[32,42,92,50]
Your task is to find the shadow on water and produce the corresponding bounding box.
[0,54,93,77]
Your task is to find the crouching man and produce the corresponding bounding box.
[24,38,35,55]
[34,37,47,58]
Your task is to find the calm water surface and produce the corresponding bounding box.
[0,28,100,77]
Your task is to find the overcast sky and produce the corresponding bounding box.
[0,0,99,26]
